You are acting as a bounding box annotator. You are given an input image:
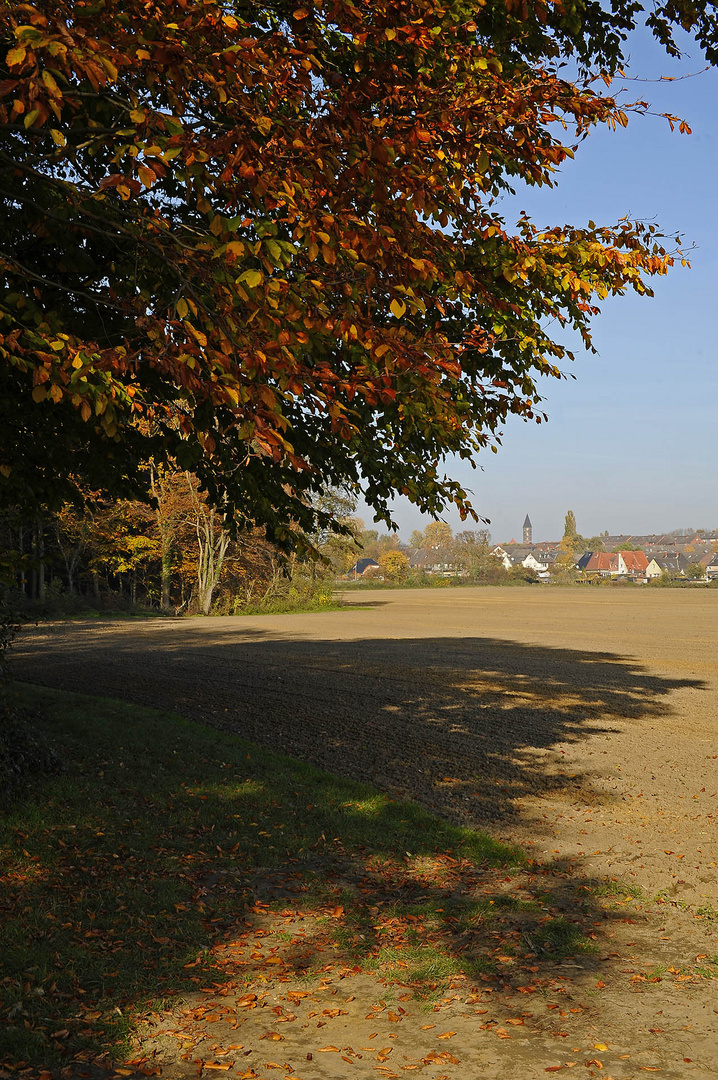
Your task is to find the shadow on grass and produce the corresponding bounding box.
[11,620,706,827]
[0,679,698,1074]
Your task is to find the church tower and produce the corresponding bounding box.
[523,515,532,544]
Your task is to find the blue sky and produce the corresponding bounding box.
[358,28,718,544]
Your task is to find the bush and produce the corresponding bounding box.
[222,575,343,615]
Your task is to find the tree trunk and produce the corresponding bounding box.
[36,520,45,602]
[150,463,176,613]
[160,535,172,612]
[188,475,230,615]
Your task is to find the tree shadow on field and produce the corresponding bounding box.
[11,621,705,830]
[1,625,710,1077]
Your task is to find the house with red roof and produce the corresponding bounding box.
[576,550,648,580]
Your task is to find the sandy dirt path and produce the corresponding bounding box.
[11,587,718,1079]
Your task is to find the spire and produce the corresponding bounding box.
[523,514,532,544]
[523,515,532,528]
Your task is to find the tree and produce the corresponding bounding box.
[356,527,402,562]
[1,0,711,545]
[685,561,706,580]
[453,528,493,578]
[423,522,454,551]
[561,511,584,554]
[551,548,579,582]
[378,549,410,582]
[180,474,230,615]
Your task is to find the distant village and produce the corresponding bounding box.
[490,516,718,583]
[347,514,718,584]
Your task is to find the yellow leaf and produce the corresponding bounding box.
[130,108,146,123]
[293,7,309,17]
[385,28,397,39]
[222,14,238,28]
[138,165,155,188]
[49,383,63,403]
[256,116,272,135]
[100,57,118,80]
[6,47,26,67]
[226,241,245,257]
[50,128,66,147]
[41,70,59,94]
[176,298,188,318]
[136,48,151,60]
[240,269,263,288]
[390,298,406,318]
[50,339,65,351]
[32,384,47,403]
[0,464,12,478]
[594,1044,609,1051]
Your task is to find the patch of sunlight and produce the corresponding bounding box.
[196,779,266,799]
[342,795,389,816]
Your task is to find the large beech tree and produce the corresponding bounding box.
[1,0,714,545]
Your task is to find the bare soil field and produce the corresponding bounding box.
[11,586,718,1078]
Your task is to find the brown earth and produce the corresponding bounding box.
[11,586,718,1078]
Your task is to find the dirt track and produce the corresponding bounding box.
[13,586,718,907]
[11,586,718,1078]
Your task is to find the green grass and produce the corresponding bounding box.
[1,682,527,1070]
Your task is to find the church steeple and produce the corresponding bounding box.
[523,515,532,544]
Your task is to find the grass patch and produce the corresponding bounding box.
[1,683,586,1073]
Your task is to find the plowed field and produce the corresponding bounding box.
[12,586,718,1078]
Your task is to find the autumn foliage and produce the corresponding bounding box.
[0,0,711,540]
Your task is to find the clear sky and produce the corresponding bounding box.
[357,28,718,545]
